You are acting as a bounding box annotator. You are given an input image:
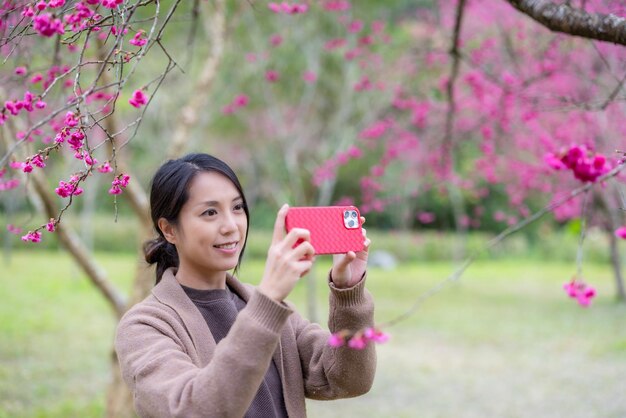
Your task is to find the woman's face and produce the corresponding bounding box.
[164,171,247,282]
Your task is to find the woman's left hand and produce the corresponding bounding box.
[331,217,371,288]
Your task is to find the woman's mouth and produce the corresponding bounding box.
[214,242,238,250]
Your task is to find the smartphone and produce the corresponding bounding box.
[285,206,364,255]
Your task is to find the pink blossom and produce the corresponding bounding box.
[84,153,98,166]
[268,2,307,14]
[31,154,46,168]
[371,20,384,33]
[22,6,35,18]
[268,2,282,13]
[55,180,83,198]
[265,70,280,83]
[563,278,596,307]
[269,34,283,47]
[129,89,148,108]
[363,327,390,344]
[32,13,65,37]
[347,335,367,350]
[109,173,130,194]
[102,0,124,9]
[129,30,147,47]
[348,20,363,33]
[98,162,113,173]
[359,120,389,140]
[0,179,20,191]
[21,231,42,243]
[323,0,350,12]
[36,1,47,11]
[417,212,436,224]
[346,146,363,159]
[545,153,566,170]
[15,66,27,76]
[233,94,249,107]
[324,38,347,50]
[48,0,66,8]
[7,224,22,235]
[328,333,345,347]
[22,163,33,173]
[302,71,317,83]
[46,219,56,232]
[615,227,626,239]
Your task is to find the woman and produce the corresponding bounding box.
[115,153,376,418]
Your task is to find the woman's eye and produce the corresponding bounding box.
[203,209,217,216]
[234,203,245,212]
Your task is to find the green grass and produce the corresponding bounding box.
[1,250,626,417]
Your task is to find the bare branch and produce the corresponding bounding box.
[382,158,626,328]
[505,0,626,45]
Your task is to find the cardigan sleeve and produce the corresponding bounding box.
[293,275,377,400]
[115,291,292,418]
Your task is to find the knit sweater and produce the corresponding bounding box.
[114,268,376,418]
[181,285,287,417]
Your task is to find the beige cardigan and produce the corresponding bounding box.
[114,268,376,417]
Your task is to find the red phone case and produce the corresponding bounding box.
[285,206,364,255]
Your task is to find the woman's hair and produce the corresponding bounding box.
[144,153,250,284]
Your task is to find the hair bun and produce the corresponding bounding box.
[144,237,179,282]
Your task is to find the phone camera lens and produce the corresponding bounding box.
[344,211,350,219]
[348,220,355,227]
[351,211,357,218]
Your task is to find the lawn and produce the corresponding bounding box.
[1,249,625,417]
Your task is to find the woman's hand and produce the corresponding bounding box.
[258,204,316,302]
[331,217,371,288]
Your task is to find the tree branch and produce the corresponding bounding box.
[505,0,626,45]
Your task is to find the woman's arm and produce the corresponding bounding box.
[293,276,377,400]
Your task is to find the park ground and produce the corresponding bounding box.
[2,248,626,418]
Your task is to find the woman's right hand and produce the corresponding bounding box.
[258,204,316,302]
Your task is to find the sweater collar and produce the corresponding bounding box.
[151,268,252,365]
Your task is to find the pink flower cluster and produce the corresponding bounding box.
[129,30,147,47]
[3,91,46,126]
[21,154,46,173]
[55,176,84,198]
[98,161,113,173]
[268,2,308,14]
[328,327,389,349]
[222,94,249,114]
[323,0,350,11]
[31,13,65,37]
[563,278,596,307]
[21,231,42,243]
[109,173,130,195]
[102,0,124,9]
[64,2,98,32]
[359,119,390,140]
[546,145,610,183]
[0,169,20,191]
[265,70,280,83]
[129,89,148,108]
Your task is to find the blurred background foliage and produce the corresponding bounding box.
[1,0,592,251]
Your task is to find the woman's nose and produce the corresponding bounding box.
[220,213,238,234]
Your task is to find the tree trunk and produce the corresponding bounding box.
[598,190,626,301]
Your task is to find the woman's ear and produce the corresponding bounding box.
[158,218,177,245]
